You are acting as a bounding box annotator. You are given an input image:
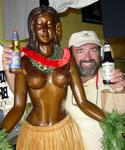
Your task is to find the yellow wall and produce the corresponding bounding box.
[60,8,104,48]
[60,8,125,72]
[0,0,3,38]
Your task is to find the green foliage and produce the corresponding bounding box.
[0,130,13,150]
[100,110,125,150]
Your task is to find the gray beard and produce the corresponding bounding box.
[78,59,101,77]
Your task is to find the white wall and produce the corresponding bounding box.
[3,0,39,40]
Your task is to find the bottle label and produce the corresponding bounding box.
[9,51,21,69]
[102,62,115,80]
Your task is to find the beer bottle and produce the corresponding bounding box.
[102,42,115,84]
[9,30,21,73]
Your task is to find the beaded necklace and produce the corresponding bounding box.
[21,45,70,74]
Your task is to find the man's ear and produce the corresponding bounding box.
[56,22,62,41]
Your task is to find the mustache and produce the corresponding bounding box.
[80,59,96,65]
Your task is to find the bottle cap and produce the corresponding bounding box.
[12,30,19,40]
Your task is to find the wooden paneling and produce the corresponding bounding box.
[108,37,125,72]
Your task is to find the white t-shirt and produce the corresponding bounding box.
[65,69,110,150]
[0,45,14,122]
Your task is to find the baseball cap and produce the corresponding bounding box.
[68,30,102,47]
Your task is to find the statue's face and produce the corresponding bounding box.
[34,12,56,45]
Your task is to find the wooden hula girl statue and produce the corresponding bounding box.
[1,6,105,150]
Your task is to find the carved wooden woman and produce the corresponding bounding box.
[1,6,104,150]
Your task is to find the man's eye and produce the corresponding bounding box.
[76,49,83,54]
[91,48,98,53]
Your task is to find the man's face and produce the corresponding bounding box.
[72,43,101,77]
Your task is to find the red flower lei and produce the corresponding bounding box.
[21,47,70,68]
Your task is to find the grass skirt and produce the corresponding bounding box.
[16,115,84,150]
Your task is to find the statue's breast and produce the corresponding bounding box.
[51,65,71,88]
[27,71,47,89]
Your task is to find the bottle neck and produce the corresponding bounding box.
[104,51,112,57]
[103,50,114,62]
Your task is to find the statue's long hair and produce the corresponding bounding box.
[27,5,61,52]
